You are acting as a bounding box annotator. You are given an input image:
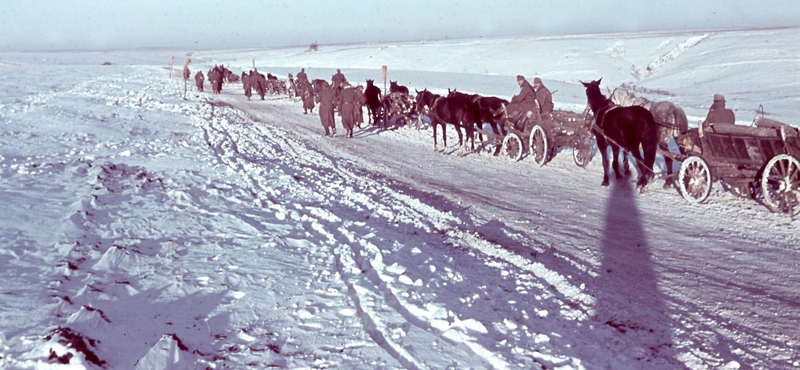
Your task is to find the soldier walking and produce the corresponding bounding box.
[354,85,366,129]
[242,72,252,100]
[194,71,205,92]
[338,83,359,138]
[317,83,336,136]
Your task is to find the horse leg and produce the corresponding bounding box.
[597,137,611,187]
[611,145,623,179]
[641,142,657,193]
[442,124,448,153]
[454,125,465,156]
[661,141,674,189]
[433,121,439,152]
[623,149,632,176]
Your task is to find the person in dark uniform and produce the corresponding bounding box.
[194,71,205,92]
[533,77,553,115]
[317,83,336,136]
[704,94,735,127]
[338,83,359,138]
[506,75,538,125]
[242,72,252,100]
[354,85,366,129]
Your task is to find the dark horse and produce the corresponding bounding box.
[390,80,409,95]
[422,89,480,156]
[611,88,689,188]
[469,94,509,155]
[416,88,442,137]
[365,79,383,125]
[583,79,659,193]
[447,89,486,151]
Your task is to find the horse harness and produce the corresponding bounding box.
[587,102,657,174]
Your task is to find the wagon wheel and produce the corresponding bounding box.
[678,156,713,203]
[528,125,548,166]
[572,134,594,168]
[761,154,800,216]
[502,133,523,162]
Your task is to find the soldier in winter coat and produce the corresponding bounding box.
[194,71,205,92]
[332,69,348,90]
[354,85,366,128]
[338,83,359,138]
[252,71,267,100]
[331,69,348,106]
[317,84,336,136]
[297,68,308,83]
[242,72,252,100]
[703,94,735,127]
[506,75,538,123]
[299,80,315,114]
[533,77,554,115]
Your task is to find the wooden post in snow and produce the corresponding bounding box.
[182,58,191,99]
[168,56,175,78]
[382,65,388,95]
[252,58,256,71]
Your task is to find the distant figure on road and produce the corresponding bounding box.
[194,71,204,92]
[338,83,358,138]
[354,85,366,128]
[242,71,252,100]
[297,68,308,83]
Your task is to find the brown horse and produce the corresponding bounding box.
[583,79,659,193]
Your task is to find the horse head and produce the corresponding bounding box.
[367,79,374,87]
[582,79,608,113]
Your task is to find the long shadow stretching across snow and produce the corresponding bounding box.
[595,178,681,367]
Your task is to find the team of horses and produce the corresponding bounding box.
[412,79,684,193]
[196,68,688,193]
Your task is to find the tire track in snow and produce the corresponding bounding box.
[196,100,522,368]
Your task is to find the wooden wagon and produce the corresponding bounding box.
[380,92,416,129]
[495,110,595,167]
[670,108,800,216]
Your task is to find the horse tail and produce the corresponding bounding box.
[641,109,660,180]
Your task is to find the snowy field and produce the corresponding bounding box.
[0,27,799,369]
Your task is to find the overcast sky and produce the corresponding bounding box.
[2,0,799,51]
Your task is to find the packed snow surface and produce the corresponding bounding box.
[0,28,798,369]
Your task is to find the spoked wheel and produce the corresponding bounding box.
[528,125,548,166]
[572,134,594,168]
[761,154,800,217]
[502,133,523,162]
[678,156,713,203]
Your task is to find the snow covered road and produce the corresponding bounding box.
[1,27,800,370]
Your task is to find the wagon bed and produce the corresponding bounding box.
[672,116,800,216]
[491,110,594,167]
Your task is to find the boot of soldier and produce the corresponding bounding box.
[332,127,337,136]
[324,127,330,136]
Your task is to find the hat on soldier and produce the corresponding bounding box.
[533,77,542,84]
[516,75,525,81]
[713,94,725,102]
